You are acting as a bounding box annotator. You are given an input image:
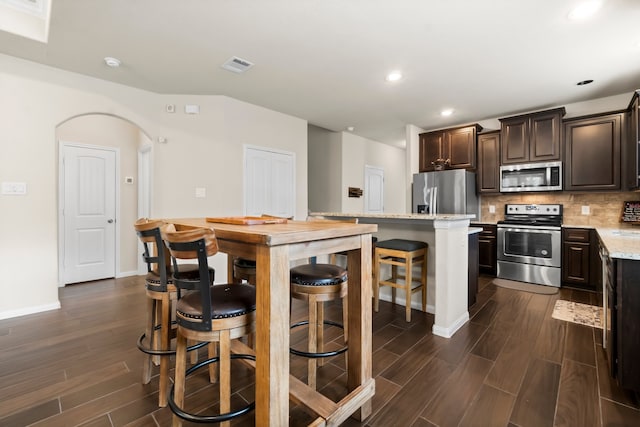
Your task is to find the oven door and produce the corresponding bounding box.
[497,225,561,267]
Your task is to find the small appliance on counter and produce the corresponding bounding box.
[496,203,563,287]
[412,169,479,216]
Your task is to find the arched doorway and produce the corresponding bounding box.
[56,113,152,285]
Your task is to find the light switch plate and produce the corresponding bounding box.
[2,181,27,195]
[195,187,206,198]
[581,205,590,215]
[489,205,496,214]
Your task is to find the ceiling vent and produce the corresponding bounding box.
[221,56,254,74]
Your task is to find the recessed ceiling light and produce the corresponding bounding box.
[568,1,602,20]
[577,79,594,85]
[385,71,403,82]
[441,109,454,117]
[346,126,355,132]
[103,57,121,68]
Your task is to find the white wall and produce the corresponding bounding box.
[308,129,406,214]
[308,125,342,213]
[0,53,308,319]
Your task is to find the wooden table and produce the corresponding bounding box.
[169,218,377,426]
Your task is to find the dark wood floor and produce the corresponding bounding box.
[1,275,639,426]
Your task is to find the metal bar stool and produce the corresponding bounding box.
[134,218,209,407]
[162,225,256,427]
[374,239,428,322]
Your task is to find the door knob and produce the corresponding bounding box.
[107,219,114,223]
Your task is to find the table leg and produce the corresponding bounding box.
[255,244,290,426]
[347,234,373,421]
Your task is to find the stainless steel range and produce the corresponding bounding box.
[497,204,563,287]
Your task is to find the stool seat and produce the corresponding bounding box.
[177,284,256,320]
[374,239,428,322]
[375,239,427,252]
[291,264,347,286]
[233,258,256,269]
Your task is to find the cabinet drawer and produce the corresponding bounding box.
[564,228,590,242]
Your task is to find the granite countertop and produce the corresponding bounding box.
[311,212,476,221]
[468,227,483,235]
[596,228,640,260]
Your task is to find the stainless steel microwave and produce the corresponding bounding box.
[500,161,562,192]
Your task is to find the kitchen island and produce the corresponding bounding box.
[310,212,475,338]
[596,227,640,393]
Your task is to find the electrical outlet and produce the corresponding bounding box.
[489,205,496,214]
[195,187,206,198]
[581,205,590,215]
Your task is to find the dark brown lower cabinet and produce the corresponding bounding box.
[561,227,594,290]
[468,231,479,308]
[612,258,640,392]
[477,224,497,276]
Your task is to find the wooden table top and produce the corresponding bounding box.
[168,217,377,246]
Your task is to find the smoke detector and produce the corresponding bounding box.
[221,56,254,73]
[104,57,121,68]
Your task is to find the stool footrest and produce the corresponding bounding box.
[290,320,348,358]
[168,354,256,423]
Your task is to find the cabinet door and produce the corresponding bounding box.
[562,241,590,286]
[477,132,500,193]
[529,110,562,161]
[478,224,497,275]
[501,117,529,164]
[564,113,622,191]
[617,259,640,392]
[419,132,443,172]
[446,126,476,170]
[625,93,639,190]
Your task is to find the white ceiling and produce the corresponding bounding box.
[1,0,639,146]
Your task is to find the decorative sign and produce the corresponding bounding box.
[348,187,363,198]
[621,201,640,224]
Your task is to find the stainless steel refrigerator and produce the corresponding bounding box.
[412,169,479,217]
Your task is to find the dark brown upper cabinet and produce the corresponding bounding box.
[564,112,623,191]
[477,131,500,194]
[500,107,565,164]
[418,124,482,172]
[625,91,640,190]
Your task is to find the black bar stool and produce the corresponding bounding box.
[134,218,210,407]
[163,225,256,427]
[289,218,356,390]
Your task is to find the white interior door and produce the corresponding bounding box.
[61,144,117,284]
[244,146,295,218]
[364,165,384,213]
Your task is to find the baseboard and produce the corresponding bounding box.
[432,311,469,338]
[0,301,61,320]
[377,293,435,314]
[116,270,139,278]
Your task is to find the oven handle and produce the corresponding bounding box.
[497,225,561,232]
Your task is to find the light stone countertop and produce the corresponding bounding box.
[468,227,483,235]
[596,228,640,260]
[311,212,476,221]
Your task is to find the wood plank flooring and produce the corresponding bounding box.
[1,275,639,426]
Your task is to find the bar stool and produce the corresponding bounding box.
[163,225,256,427]
[231,257,256,285]
[374,239,428,322]
[134,218,210,407]
[289,218,356,390]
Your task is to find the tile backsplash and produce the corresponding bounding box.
[479,191,640,228]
